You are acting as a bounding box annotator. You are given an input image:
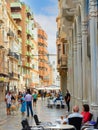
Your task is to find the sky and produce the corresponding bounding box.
[20,0,58,55]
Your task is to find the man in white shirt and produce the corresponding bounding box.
[68,105,83,118]
[5,92,11,115]
[25,89,33,117]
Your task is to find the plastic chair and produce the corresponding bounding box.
[94,117,98,129]
[89,113,93,121]
[68,117,83,130]
[34,114,41,125]
[34,114,52,127]
[21,118,32,130]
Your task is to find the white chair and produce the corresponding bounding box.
[55,100,61,108]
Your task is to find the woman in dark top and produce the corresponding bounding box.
[65,89,71,112]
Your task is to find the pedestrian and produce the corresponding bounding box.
[20,94,26,116]
[65,89,71,112]
[41,90,44,100]
[25,89,33,117]
[32,91,38,107]
[44,90,47,99]
[81,104,91,123]
[5,91,12,115]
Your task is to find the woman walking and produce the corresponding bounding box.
[20,94,26,115]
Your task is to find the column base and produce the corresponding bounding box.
[82,100,88,104]
[91,104,98,120]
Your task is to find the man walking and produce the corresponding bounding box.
[25,89,33,117]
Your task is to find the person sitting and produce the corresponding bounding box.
[54,94,61,102]
[68,105,83,119]
[81,104,91,123]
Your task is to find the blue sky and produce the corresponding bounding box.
[21,0,58,54]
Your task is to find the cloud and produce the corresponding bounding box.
[35,14,57,54]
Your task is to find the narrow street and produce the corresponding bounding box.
[0,98,67,130]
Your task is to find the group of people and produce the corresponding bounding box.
[58,104,91,125]
[5,89,38,117]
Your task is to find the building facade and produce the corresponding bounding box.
[56,0,98,119]
[38,28,51,86]
[0,0,9,101]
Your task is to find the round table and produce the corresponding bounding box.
[45,124,75,130]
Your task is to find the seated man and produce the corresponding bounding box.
[68,105,83,119]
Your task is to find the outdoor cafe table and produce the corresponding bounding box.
[44,124,75,130]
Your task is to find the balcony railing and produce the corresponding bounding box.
[11,13,22,20]
[18,26,22,31]
[0,15,4,24]
[10,2,22,9]
[26,40,32,47]
[26,6,32,16]
[58,54,67,69]
[8,49,19,60]
[61,8,75,21]
[0,61,8,76]
[43,76,49,81]
[26,29,32,36]
[7,29,14,37]
[26,51,32,57]
[60,54,67,67]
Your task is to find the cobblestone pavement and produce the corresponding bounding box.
[0,98,68,130]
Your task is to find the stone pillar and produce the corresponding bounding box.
[60,69,67,96]
[77,19,83,103]
[73,42,77,103]
[73,23,78,104]
[81,7,88,103]
[89,0,98,119]
[89,0,98,104]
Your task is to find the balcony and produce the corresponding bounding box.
[60,54,67,67]
[10,2,22,9]
[0,61,8,76]
[43,76,49,81]
[26,29,32,36]
[8,72,18,80]
[18,26,22,31]
[7,29,14,37]
[26,51,32,57]
[61,8,75,21]
[11,13,22,20]
[56,31,60,38]
[26,63,32,68]
[18,38,22,43]
[31,14,34,20]
[26,6,32,16]
[26,40,32,47]
[8,49,19,60]
[0,15,4,24]
[9,72,14,78]
[57,54,67,70]
[31,44,34,49]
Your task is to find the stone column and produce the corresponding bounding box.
[73,23,78,104]
[60,69,67,96]
[81,0,89,103]
[89,0,98,105]
[73,42,77,103]
[77,18,83,102]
